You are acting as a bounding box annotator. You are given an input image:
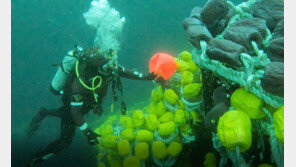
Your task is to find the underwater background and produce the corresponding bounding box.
[12,0,244,166]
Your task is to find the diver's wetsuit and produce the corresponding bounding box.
[27,55,154,166]
[70,61,153,127]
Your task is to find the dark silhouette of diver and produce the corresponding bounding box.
[26,45,156,166]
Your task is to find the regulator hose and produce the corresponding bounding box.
[75,60,102,102]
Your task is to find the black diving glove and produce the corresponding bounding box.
[82,128,100,145]
[146,72,157,80]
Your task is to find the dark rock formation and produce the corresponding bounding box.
[213,85,227,105]
[272,19,284,39]
[250,0,284,32]
[223,18,269,51]
[229,18,267,39]
[190,6,203,20]
[183,6,213,49]
[205,86,229,132]
[205,102,228,133]
[201,0,229,26]
[206,39,247,67]
[224,26,262,51]
[261,62,284,97]
[267,37,284,62]
[186,25,213,49]
[182,17,202,31]
[201,0,233,36]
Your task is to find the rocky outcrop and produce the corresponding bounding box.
[206,39,247,67]
[261,62,284,97]
[267,37,284,62]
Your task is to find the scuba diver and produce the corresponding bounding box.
[26,45,156,166]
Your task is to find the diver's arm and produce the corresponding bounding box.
[118,65,156,80]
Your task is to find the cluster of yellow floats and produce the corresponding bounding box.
[218,88,284,153]
[93,51,202,167]
[93,51,284,167]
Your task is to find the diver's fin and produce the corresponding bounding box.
[27,108,48,138]
[24,151,55,167]
[24,157,43,167]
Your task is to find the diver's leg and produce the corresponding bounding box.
[26,117,76,166]
[27,106,68,137]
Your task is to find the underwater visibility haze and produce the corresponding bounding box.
[12,0,284,167]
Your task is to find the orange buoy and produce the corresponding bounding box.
[149,52,177,80]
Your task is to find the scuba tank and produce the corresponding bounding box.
[50,46,84,95]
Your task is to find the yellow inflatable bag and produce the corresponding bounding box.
[152,141,167,159]
[180,51,192,62]
[178,99,185,110]
[136,130,153,142]
[94,127,101,136]
[190,110,200,123]
[110,160,122,167]
[159,112,174,123]
[132,110,145,127]
[177,59,191,72]
[167,142,182,157]
[190,111,200,124]
[148,102,157,115]
[120,116,134,129]
[183,83,202,99]
[98,162,107,167]
[274,105,284,146]
[101,125,114,136]
[102,135,119,148]
[203,152,216,167]
[94,124,114,136]
[231,88,265,119]
[218,110,252,152]
[158,122,176,136]
[188,61,199,73]
[148,101,165,117]
[135,142,149,160]
[106,153,114,163]
[105,115,119,124]
[181,71,194,86]
[117,139,131,156]
[156,101,166,117]
[123,156,140,167]
[164,89,179,104]
[151,85,164,102]
[144,114,159,131]
[107,149,117,157]
[174,109,186,124]
[120,128,135,141]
